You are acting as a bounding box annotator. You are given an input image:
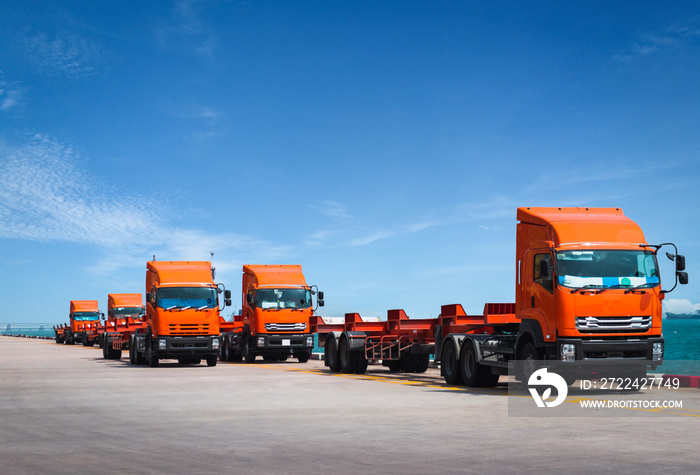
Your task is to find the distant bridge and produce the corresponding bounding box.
[1,323,55,332]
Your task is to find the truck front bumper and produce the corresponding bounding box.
[253,333,314,351]
[153,335,220,359]
[557,336,664,371]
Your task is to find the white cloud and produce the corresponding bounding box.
[612,20,700,62]
[0,134,292,280]
[0,76,23,112]
[664,299,700,316]
[19,30,104,79]
[348,230,394,247]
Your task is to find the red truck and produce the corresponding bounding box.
[316,207,688,386]
[101,293,146,359]
[54,300,101,345]
[220,265,323,363]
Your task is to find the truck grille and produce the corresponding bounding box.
[168,323,210,335]
[264,323,306,332]
[575,316,652,333]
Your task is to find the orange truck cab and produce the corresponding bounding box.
[437,207,688,386]
[58,300,101,345]
[100,293,146,359]
[220,265,323,363]
[512,207,688,378]
[130,260,231,367]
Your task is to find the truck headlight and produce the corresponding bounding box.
[257,336,265,347]
[212,338,220,350]
[653,342,663,361]
[306,336,314,347]
[158,339,167,350]
[561,343,575,362]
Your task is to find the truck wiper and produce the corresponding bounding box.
[165,305,178,310]
[574,284,603,294]
[595,284,630,294]
[177,305,192,311]
[624,283,656,294]
[196,305,209,311]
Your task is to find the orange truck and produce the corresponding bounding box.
[129,260,231,367]
[219,265,323,363]
[100,293,146,359]
[54,300,101,345]
[317,207,688,386]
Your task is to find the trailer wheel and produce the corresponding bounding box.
[442,339,463,385]
[386,360,401,372]
[129,337,136,364]
[415,354,430,373]
[113,349,122,360]
[339,337,359,373]
[206,356,217,367]
[355,353,368,374]
[460,340,481,387]
[325,337,341,372]
[400,354,418,372]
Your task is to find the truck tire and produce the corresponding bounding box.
[129,337,136,365]
[243,337,256,364]
[386,360,401,372]
[517,343,539,383]
[325,337,341,372]
[147,343,159,367]
[339,337,359,373]
[206,356,218,367]
[297,351,310,363]
[113,349,122,360]
[442,339,463,385]
[220,340,229,362]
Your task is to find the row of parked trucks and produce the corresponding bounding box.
[54,261,323,367]
[54,207,688,387]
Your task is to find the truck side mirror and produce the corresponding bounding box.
[146,292,151,304]
[225,298,232,307]
[225,289,232,299]
[678,272,688,285]
[676,254,686,272]
[540,259,551,278]
[246,293,254,306]
[318,299,325,307]
[318,291,324,300]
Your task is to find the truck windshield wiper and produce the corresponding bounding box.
[574,284,603,294]
[178,305,192,311]
[624,283,657,294]
[595,284,631,294]
[196,305,209,311]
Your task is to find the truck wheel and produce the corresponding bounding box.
[442,339,463,385]
[339,338,359,373]
[325,337,341,372]
[220,340,229,362]
[460,340,481,387]
[207,356,218,367]
[82,333,88,346]
[147,345,159,367]
[297,351,310,363]
[517,343,539,383]
[113,349,122,360]
[243,337,256,364]
[129,337,136,364]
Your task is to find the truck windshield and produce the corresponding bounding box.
[156,287,218,309]
[255,288,312,309]
[73,312,100,321]
[556,250,660,290]
[113,307,144,316]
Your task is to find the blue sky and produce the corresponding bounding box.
[1,1,699,324]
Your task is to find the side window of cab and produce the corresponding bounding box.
[534,253,553,293]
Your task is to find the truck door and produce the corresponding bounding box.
[520,249,555,340]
